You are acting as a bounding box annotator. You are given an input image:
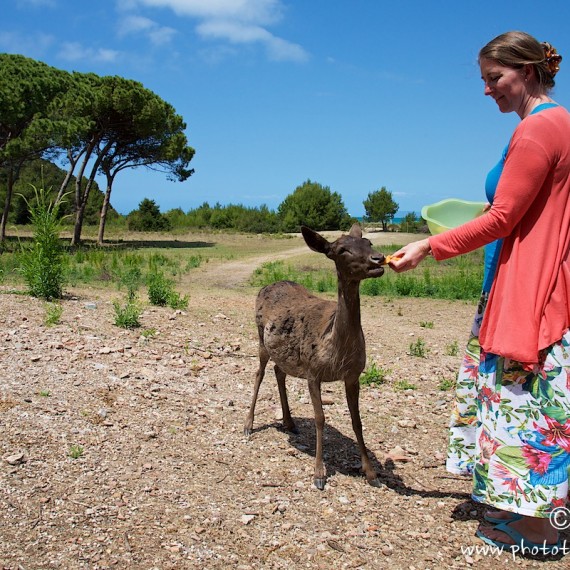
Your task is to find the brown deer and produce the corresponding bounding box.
[244,224,385,489]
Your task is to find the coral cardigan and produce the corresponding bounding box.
[429,105,570,364]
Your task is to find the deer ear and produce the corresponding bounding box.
[301,226,330,254]
[349,223,362,238]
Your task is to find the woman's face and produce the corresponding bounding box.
[480,57,530,116]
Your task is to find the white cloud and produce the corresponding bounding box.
[121,0,308,62]
[130,0,283,25]
[58,42,120,63]
[197,19,306,62]
[118,14,177,45]
[119,15,156,35]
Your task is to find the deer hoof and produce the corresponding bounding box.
[243,426,253,437]
[313,477,327,490]
[367,476,384,488]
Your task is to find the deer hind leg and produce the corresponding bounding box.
[243,345,270,436]
[274,365,296,433]
[308,380,327,490]
[345,379,379,485]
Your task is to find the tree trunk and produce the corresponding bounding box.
[71,141,111,246]
[0,167,14,243]
[56,148,82,204]
[97,172,114,246]
[71,172,96,246]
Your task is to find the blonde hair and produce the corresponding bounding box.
[479,31,562,92]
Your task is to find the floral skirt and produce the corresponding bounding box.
[446,294,570,517]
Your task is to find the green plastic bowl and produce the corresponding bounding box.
[421,198,486,235]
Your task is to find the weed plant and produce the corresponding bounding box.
[44,302,63,326]
[438,377,456,391]
[141,328,157,338]
[118,265,143,301]
[113,298,142,329]
[68,444,84,459]
[409,337,428,358]
[19,186,67,300]
[394,379,416,391]
[147,271,189,309]
[147,272,173,306]
[446,340,460,356]
[360,362,389,386]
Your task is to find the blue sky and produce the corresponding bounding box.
[2,0,570,217]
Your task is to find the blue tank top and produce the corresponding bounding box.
[481,102,559,292]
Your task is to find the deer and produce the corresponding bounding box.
[244,223,386,490]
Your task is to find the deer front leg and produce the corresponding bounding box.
[345,379,379,485]
[308,380,326,489]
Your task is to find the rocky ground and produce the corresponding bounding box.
[1,231,569,569]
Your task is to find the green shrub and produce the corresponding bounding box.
[147,271,173,306]
[147,271,189,309]
[118,265,143,301]
[19,186,67,300]
[113,299,142,329]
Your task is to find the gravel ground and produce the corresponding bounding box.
[1,231,568,569]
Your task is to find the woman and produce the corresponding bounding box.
[391,31,570,554]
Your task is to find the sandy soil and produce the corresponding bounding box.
[1,231,568,569]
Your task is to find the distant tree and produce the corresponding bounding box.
[95,80,194,245]
[234,204,280,234]
[164,207,188,229]
[363,187,399,231]
[399,211,422,233]
[277,179,353,232]
[127,198,171,231]
[186,202,213,228]
[0,54,71,240]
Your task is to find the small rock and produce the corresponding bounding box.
[386,445,409,462]
[3,451,26,465]
[240,514,256,525]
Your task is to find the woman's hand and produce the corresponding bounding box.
[389,238,432,273]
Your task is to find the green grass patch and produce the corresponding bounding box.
[394,379,417,391]
[252,247,484,301]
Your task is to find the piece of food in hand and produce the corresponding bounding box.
[383,255,402,265]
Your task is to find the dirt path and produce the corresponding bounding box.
[191,244,310,289]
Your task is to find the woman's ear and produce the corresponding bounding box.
[523,63,534,81]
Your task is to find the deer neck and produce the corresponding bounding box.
[333,277,362,335]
